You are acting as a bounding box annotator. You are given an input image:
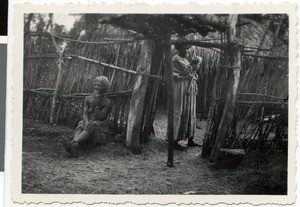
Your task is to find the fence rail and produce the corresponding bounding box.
[23,89,132,132]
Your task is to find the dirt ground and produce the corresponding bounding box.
[22,109,287,194]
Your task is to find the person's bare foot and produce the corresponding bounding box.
[61,136,71,153]
[187,140,202,147]
[174,141,186,150]
[69,141,79,157]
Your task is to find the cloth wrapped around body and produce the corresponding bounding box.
[76,120,109,147]
[172,49,202,141]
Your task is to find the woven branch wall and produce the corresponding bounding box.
[23,17,141,131]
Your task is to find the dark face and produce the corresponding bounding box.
[93,80,107,94]
[178,48,187,57]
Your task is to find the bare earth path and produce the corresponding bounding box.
[22,109,287,194]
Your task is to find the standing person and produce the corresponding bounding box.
[64,76,112,157]
[172,42,202,150]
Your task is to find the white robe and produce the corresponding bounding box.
[172,51,202,140]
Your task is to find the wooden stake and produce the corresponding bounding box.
[140,39,163,144]
[49,14,66,125]
[209,14,242,162]
[126,40,152,153]
[163,31,175,167]
[201,62,222,158]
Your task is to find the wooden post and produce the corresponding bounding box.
[126,40,152,153]
[209,14,243,162]
[201,63,221,158]
[49,14,65,125]
[108,45,121,92]
[140,39,164,144]
[163,31,175,167]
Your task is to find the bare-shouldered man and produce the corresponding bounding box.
[65,76,111,157]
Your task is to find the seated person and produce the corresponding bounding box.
[64,76,111,157]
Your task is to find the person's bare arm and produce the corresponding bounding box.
[187,47,202,71]
[191,57,202,72]
[82,97,90,126]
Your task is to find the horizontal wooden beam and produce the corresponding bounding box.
[51,33,141,45]
[25,51,288,65]
[236,101,288,105]
[24,55,62,59]
[242,53,288,61]
[24,89,133,99]
[34,88,55,92]
[244,43,285,51]
[25,31,143,44]
[68,55,161,79]
[238,93,286,100]
[171,39,226,50]
[24,54,161,79]
[61,90,133,98]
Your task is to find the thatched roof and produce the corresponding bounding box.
[101,14,248,38]
[241,19,286,54]
[101,14,287,57]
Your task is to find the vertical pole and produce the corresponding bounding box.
[126,40,152,153]
[203,76,208,115]
[140,39,164,143]
[209,14,243,161]
[108,45,121,92]
[49,14,65,125]
[201,66,220,158]
[49,52,63,125]
[163,31,174,167]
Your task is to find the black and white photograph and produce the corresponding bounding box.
[13,4,296,204]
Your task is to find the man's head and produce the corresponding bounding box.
[93,76,110,94]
